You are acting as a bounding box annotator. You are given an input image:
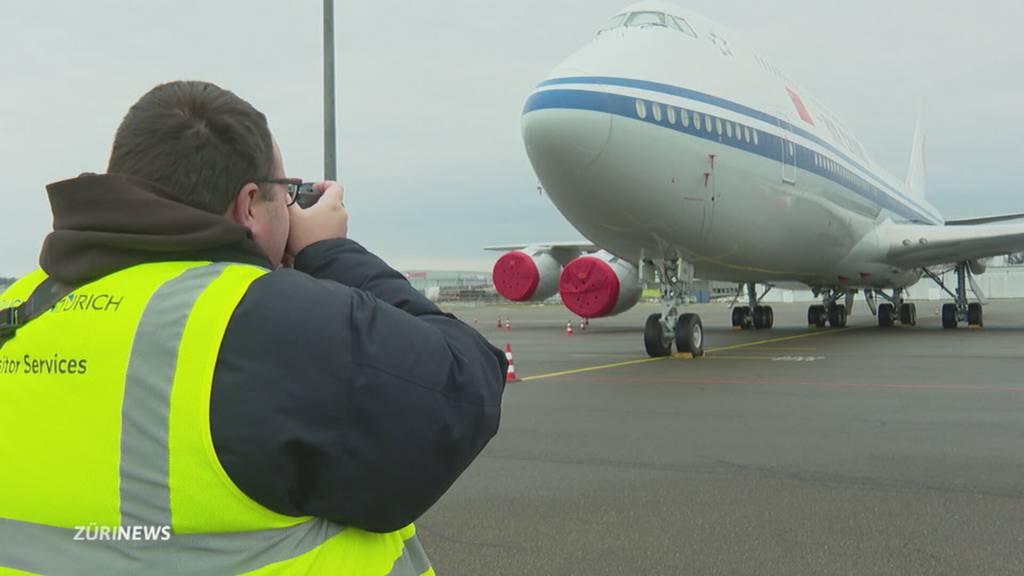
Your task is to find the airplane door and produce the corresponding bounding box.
[777,113,796,185]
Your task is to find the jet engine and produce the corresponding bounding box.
[492,247,563,301]
[559,251,641,318]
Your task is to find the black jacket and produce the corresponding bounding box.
[40,173,508,533]
[213,238,507,532]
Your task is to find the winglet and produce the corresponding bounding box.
[905,110,927,201]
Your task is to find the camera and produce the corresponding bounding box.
[295,182,324,209]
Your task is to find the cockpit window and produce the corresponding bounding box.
[606,11,698,39]
[625,12,667,27]
[669,16,698,38]
[604,13,628,30]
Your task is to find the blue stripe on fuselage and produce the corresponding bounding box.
[532,77,939,225]
[524,87,939,225]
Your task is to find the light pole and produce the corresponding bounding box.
[323,0,337,181]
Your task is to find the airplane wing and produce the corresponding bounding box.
[880,222,1024,268]
[484,241,599,253]
[945,211,1024,226]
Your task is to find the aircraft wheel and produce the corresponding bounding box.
[753,306,773,329]
[828,305,847,328]
[644,313,673,357]
[899,303,917,326]
[675,313,704,356]
[808,305,826,327]
[941,303,958,329]
[878,303,895,327]
[731,306,749,328]
[764,306,774,329]
[967,303,983,327]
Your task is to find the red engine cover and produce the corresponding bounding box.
[559,256,620,318]
[492,251,540,301]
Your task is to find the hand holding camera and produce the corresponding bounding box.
[286,181,348,258]
[295,182,326,209]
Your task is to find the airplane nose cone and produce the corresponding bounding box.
[521,91,612,177]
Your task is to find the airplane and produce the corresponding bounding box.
[488,0,1024,358]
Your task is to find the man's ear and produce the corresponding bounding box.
[227,183,261,229]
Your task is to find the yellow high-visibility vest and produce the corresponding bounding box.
[0,261,434,576]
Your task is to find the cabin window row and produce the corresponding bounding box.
[634,98,759,145]
[813,151,876,202]
[814,152,854,180]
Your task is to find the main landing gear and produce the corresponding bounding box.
[870,288,917,327]
[730,282,774,329]
[643,258,704,358]
[806,287,855,328]
[922,261,984,329]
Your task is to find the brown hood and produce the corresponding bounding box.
[40,173,270,284]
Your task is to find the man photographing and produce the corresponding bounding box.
[0,80,507,575]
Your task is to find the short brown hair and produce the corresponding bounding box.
[107,80,275,214]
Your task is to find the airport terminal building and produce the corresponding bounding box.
[403,270,497,302]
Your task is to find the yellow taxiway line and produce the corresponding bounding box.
[703,325,865,354]
[518,325,865,382]
[519,357,667,381]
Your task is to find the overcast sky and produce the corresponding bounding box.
[3,1,1023,277]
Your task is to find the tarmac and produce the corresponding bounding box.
[416,300,1024,575]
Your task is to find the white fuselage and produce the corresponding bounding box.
[521,6,941,289]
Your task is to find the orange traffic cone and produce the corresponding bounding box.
[504,343,518,382]
[565,321,574,336]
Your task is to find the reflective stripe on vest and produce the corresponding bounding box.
[0,263,433,576]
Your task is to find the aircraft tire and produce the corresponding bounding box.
[675,313,704,356]
[878,303,895,327]
[967,303,983,327]
[752,306,766,329]
[752,306,774,329]
[644,313,673,357]
[900,303,917,326]
[731,306,749,328]
[808,305,826,327]
[828,305,847,328]
[942,303,958,329]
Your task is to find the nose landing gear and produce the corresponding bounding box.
[642,258,704,358]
